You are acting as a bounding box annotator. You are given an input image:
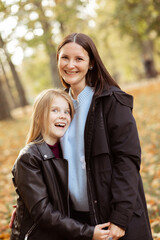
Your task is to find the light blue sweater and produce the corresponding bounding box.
[60,86,94,211]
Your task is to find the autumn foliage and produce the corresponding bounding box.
[0,80,160,239]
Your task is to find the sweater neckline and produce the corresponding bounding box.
[69,86,94,109]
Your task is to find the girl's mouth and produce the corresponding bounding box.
[55,123,66,128]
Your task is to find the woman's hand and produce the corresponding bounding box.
[108,223,125,240]
[93,222,110,240]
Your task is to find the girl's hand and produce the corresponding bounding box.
[108,223,125,240]
[93,222,110,240]
[9,205,16,228]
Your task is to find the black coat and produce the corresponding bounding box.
[84,86,153,240]
[10,142,94,240]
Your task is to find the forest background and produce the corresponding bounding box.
[0,0,160,239]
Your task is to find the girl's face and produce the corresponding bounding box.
[43,96,71,145]
[58,42,90,94]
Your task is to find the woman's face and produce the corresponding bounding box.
[58,42,90,93]
[43,96,71,145]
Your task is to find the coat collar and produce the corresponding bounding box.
[66,85,133,109]
[36,141,56,161]
[94,86,133,109]
[95,85,123,98]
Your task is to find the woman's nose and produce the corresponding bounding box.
[67,60,75,68]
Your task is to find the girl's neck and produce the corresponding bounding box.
[43,136,58,146]
[47,141,59,147]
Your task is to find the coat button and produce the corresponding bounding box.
[44,154,47,158]
[94,200,97,204]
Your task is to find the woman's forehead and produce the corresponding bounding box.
[59,42,89,57]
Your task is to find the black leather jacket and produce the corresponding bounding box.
[10,142,94,240]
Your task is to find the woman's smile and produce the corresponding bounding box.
[58,42,91,97]
[64,70,79,75]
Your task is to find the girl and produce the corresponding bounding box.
[10,89,110,240]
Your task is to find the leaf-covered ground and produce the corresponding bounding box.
[0,80,160,240]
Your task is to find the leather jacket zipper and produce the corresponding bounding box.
[24,222,37,240]
[67,164,70,217]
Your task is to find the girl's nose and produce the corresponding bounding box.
[59,112,66,119]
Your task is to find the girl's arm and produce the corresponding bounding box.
[13,152,110,240]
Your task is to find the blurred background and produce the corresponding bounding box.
[0,0,160,239]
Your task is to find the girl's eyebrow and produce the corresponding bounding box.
[51,105,70,110]
[51,105,59,108]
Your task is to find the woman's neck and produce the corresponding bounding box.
[71,85,86,100]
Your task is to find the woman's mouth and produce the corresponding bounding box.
[65,70,78,74]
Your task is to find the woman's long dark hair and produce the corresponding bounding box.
[57,33,120,95]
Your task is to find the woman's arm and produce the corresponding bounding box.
[107,94,141,229]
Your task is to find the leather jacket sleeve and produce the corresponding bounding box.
[13,152,94,240]
[106,93,141,229]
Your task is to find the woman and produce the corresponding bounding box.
[10,89,110,240]
[57,33,153,240]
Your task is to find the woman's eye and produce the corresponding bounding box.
[62,56,68,59]
[77,58,83,61]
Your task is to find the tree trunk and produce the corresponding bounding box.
[6,56,28,106]
[0,77,12,120]
[0,60,17,109]
[34,1,62,88]
[141,39,158,79]
[49,52,62,88]
[0,34,28,107]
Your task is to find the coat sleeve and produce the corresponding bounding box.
[107,94,141,229]
[14,152,94,240]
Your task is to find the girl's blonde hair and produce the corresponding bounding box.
[26,89,74,144]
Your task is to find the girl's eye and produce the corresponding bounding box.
[64,110,70,115]
[52,109,58,112]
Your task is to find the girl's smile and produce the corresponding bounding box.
[43,96,71,145]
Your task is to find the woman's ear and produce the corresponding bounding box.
[89,60,94,70]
